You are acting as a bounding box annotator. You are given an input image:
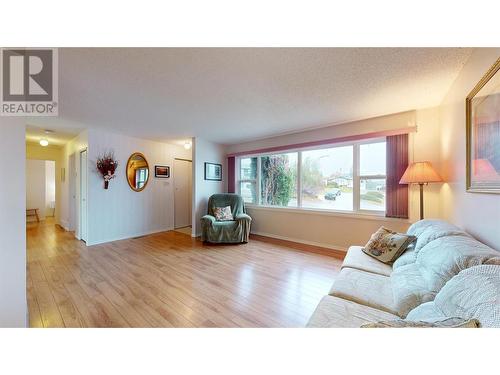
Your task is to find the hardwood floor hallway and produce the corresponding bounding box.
[27,219,343,328]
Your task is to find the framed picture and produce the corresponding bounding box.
[204,162,222,181]
[466,58,500,193]
[155,165,170,178]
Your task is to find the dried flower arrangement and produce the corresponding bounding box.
[96,151,118,189]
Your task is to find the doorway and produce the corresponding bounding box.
[174,158,192,232]
[26,159,56,224]
[80,149,88,242]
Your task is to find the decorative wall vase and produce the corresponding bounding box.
[96,151,118,190]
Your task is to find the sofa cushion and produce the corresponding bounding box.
[406,219,463,238]
[416,235,498,293]
[394,219,468,270]
[405,301,448,323]
[406,265,500,328]
[391,223,498,316]
[390,263,436,317]
[329,267,400,316]
[362,227,416,264]
[306,295,399,328]
[434,265,500,328]
[341,246,392,276]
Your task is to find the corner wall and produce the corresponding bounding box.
[0,118,27,327]
[439,48,500,249]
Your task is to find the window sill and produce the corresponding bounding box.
[245,204,410,223]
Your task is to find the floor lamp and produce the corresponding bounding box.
[399,161,442,220]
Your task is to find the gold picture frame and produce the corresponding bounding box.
[465,57,500,193]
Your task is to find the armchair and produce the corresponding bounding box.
[201,193,252,243]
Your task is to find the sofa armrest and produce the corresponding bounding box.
[201,215,216,225]
[235,213,252,222]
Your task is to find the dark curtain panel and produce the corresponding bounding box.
[227,156,235,193]
[386,133,409,219]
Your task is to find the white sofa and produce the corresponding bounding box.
[307,219,500,328]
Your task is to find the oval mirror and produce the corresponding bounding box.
[126,152,149,192]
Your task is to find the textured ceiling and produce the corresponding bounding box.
[27,48,473,145]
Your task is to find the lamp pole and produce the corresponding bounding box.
[419,182,424,220]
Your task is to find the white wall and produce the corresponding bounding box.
[226,110,442,250]
[192,137,227,236]
[26,159,47,221]
[45,161,56,216]
[439,48,500,249]
[86,128,191,245]
[0,118,27,327]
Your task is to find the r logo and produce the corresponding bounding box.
[2,49,53,101]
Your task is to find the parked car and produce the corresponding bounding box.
[325,191,337,201]
[332,188,341,196]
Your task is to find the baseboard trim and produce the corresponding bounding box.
[87,227,174,246]
[250,230,348,254]
[60,219,69,231]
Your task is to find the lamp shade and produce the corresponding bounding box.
[399,161,442,184]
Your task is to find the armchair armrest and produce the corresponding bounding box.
[201,214,216,225]
[235,213,252,222]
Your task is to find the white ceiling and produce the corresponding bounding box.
[27,48,473,145]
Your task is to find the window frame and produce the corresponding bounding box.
[236,137,387,216]
[238,157,259,204]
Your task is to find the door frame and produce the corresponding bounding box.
[173,158,193,230]
[79,149,88,243]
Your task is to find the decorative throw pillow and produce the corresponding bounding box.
[362,227,416,264]
[213,206,234,221]
[361,317,480,328]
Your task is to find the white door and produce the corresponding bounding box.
[174,159,192,229]
[80,149,88,242]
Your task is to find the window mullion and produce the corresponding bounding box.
[297,151,302,208]
[256,156,261,205]
[353,143,360,212]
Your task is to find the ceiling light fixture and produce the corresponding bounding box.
[39,139,49,147]
[184,141,192,150]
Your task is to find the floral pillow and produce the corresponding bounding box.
[362,226,416,264]
[213,206,234,221]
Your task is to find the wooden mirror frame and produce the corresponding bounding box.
[465,58,500,194]
[126,152,150,192]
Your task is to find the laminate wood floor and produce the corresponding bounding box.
[27,219,343,327]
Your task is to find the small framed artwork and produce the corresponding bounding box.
[155,165,170,178]
[204,162,222,181]
[466,58,500,193]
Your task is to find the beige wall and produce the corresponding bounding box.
[439,48,500,249]
[248,207,410,251]
[228,109,442,250]
[26,142,63,225]
[410,107,442,222]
